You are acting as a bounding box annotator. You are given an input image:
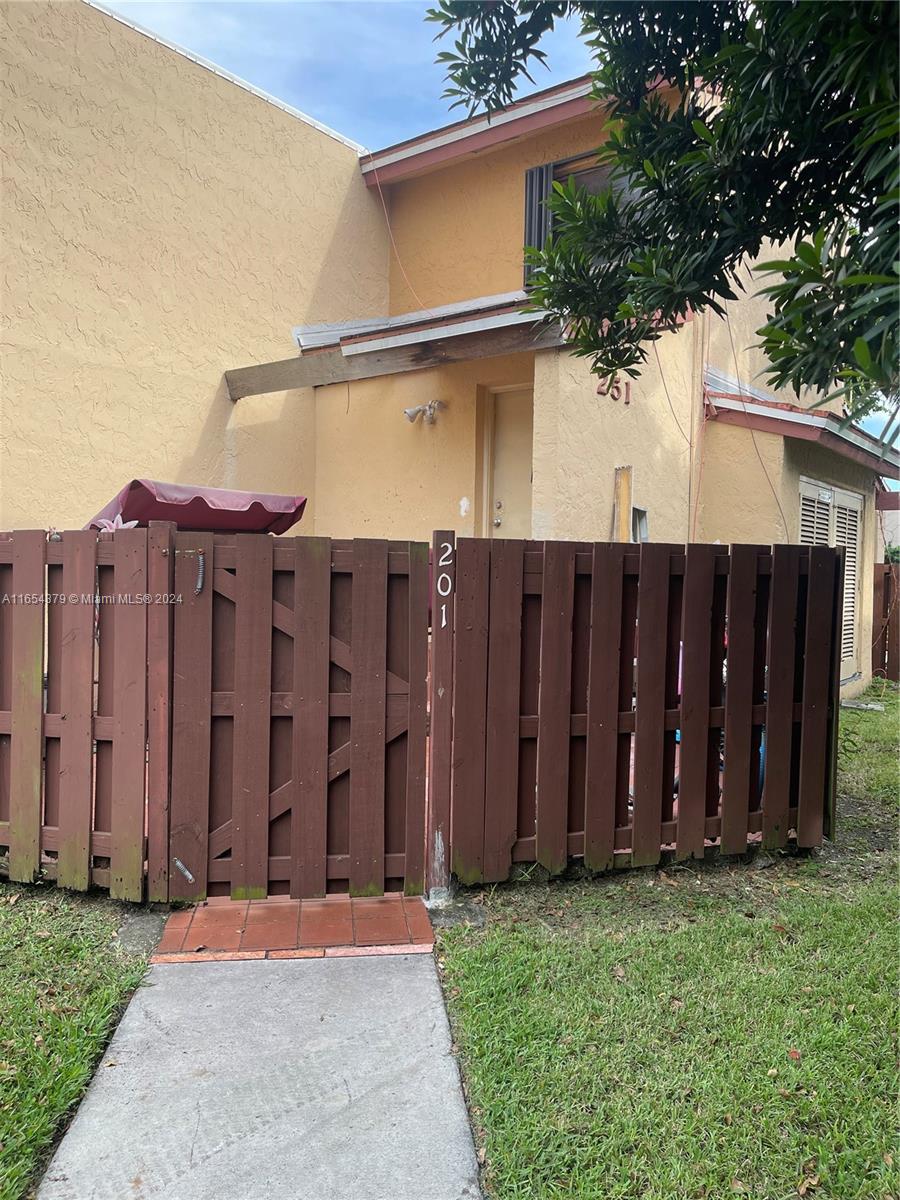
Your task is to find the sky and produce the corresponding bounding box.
[103,0,593,150]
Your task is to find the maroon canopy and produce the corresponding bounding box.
[85,479,307,534]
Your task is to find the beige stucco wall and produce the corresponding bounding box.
[385,113,607,314]
[313,352,534,539]
[533,320,700,543]
[1,0,389,530]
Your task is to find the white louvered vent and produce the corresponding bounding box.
[798,479,863,664]
[834,501,861,661]
[799,491,831,546]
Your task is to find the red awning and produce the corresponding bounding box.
[85,479,307,534]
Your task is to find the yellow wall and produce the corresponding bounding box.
[385,113,606,314]
[1,0,389,530]
[532,320,700,543]
[313,352,534,539]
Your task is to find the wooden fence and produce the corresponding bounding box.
[872,562,899,682]
[429,535,844,887]
[0,529,843,902]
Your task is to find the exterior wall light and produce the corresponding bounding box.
[403,400,445,424]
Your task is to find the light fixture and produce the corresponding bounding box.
[403,399,445,425]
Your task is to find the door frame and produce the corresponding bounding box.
[474,383,534,537]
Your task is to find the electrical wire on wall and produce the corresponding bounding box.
[724,301,791,538]
[651,338,694,542]
[365,154,436,318]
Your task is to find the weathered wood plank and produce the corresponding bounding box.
[797,547,837,847]
[535,541,575,875]
[761,545,800,850]
[631,544,672,866]
[450,538,490,885]
[110,530,148,901]
[721,545,765,854]
[291,538,331,898]
[349,539,388,896]
[8,532,46,882]
[231,534,273,900]
[584,544,625,872]
[226,320,566,399]
[676,544,717,861]
[427,531,455,893]
[146,522,175,902]
[483,539,524,883]
[169,532,214,901]
[403,541,430,895]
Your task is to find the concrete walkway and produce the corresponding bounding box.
[38,956,482,1200]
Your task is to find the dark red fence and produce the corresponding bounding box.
[431,536,844,887]
[872,562,899,682]
[0,529,842,902]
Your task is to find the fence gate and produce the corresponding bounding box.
[167,534,429,901]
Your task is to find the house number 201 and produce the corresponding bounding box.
[436,541,454,629]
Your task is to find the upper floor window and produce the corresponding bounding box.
[523,155,614,282]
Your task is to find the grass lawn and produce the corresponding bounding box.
[0,886,147,1200]
[438,684,899,1200]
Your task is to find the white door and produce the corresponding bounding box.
[487,387,533,538]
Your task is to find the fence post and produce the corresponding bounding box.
[146,522,175,901]
[426,530,455,897]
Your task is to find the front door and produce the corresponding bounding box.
[487,387,533,538]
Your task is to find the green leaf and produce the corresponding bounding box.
[853,337,872,371]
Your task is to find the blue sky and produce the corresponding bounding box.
[104,0,593,150]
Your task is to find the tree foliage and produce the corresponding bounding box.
[428,1,899,435]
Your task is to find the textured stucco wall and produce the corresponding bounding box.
[385,114,607,314]
[1,0,389,530]
[313,352,534,540]
[532,321,699,543]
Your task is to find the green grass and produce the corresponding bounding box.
[439,684,899,1200]
[0,886,147,1200]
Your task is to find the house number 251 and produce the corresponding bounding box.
[436,541,454,629]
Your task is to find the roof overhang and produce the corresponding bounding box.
[360,75,601,186]
[704,381,900,479]
[226,296,564,399]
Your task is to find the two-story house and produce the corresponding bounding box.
[3,0,897,691]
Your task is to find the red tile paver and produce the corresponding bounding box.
[240,901,301,951]
[155,909,192,954]
[182,902,248,952]
[299,899,354,948]
[156,895,434,962]
[403,897,435,944]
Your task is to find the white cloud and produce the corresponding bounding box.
[103,0,593,147]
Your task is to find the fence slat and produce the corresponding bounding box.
[8,532,46,882]
[483,539,524,883]
[632,544,671,866]
[535,542,575,875]
[169,531,214,901]
[110,530,148,901]
[231,534,273,900]
[676,544,717,861]
[404,541,430,895]
[887,564,900,682]
[349,538,388,896]
[721,545,764,854]
[427,531,456,894]
[56,531,96,891]
[797,546,837,847]
[762,545,801,849]
[146,522,175,901]
[291,537,331,899]
[450,538,490,885]
[824,548,845,841]
[583,544,622,871]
